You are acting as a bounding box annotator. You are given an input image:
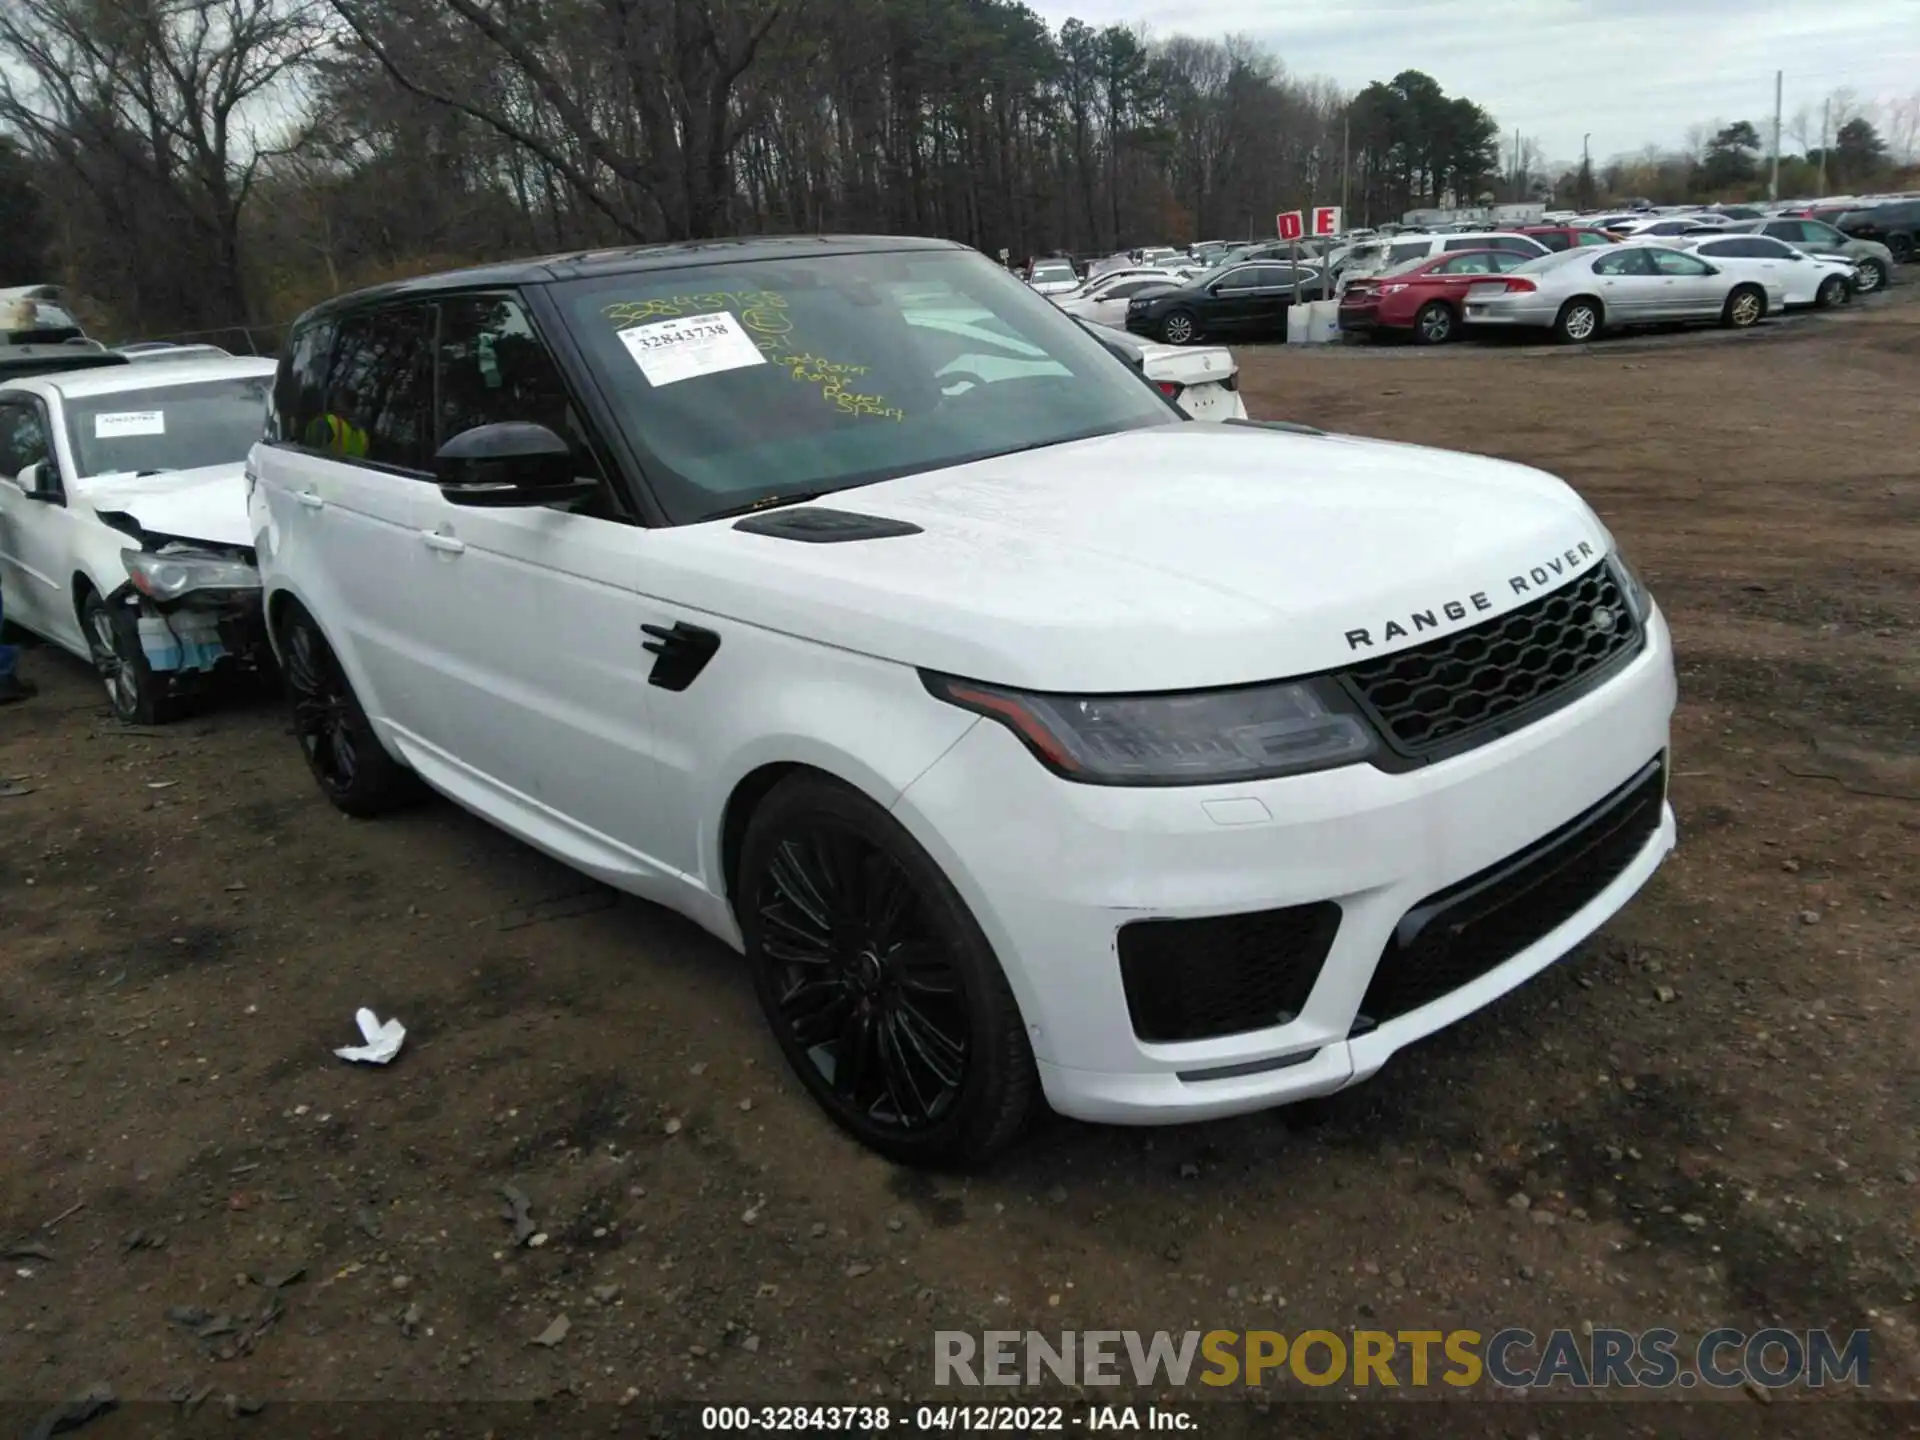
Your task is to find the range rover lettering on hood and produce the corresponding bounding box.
[1343,540,1598,652]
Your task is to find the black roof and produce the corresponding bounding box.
[302,234,971,326]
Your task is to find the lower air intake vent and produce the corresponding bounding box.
[1118,902,1341,1043]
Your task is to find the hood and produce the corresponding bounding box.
[79,462,252,548]
[646,425,1612,692]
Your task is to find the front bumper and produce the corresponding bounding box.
[126,589,269,681]
[891,609,1677,1124]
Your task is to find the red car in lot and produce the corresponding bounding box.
[1337,248,1537,344]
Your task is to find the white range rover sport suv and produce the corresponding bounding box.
[249,236,1678,1164]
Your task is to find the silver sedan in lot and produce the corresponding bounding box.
[1463,243,1789,344]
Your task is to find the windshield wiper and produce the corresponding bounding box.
[701,488,841,523]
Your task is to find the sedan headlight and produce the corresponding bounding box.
[1379,283,1409,295]
[923,673,1375,785]
[122,547,260,603]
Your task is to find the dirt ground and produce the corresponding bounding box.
[1,287,1916,1434]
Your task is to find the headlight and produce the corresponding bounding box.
[1609,550,1653,623]
[923,673,1376,785]
[1380,283,1409,294]
[122,547,260,602]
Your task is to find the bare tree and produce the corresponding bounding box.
[330,0,791,241]
[0,0,324,329]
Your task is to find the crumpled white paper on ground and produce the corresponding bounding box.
[333,1008,406,1065]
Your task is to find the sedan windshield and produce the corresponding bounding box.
[1030,264,1076,283]
[552,248,1175,524]
[64,375,271,478]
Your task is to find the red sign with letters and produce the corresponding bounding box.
[1312,205,1343,237]
[1275,210,1304,242]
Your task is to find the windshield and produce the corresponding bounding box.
[1030,264,1076,282]
[63,375,271,478]
[552,248,1176,524]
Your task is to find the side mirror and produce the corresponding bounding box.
[433,422,598,508]
[15,461,54,499]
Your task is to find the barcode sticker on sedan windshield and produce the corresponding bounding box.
[95,410,166,438]
[616,311,767,388]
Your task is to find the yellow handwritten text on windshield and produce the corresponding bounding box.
[602,291,904,421]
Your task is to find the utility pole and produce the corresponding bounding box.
[1770,69,1783,201]
[1512,127,1521,205]
[1818,97,1831,195]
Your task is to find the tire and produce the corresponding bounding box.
[1411,301,1456,345]
[1889,233,1914,265]
[1158,309,1198,346]
[81,590,179,725]
[1814,275,1848,309]
[276,602,421,817]
[1722,284,1765,329]
[1553,298,1602,344]
[738,773,1037,1167]
[1853,258,1887,294]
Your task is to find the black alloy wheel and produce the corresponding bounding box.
[741,775,1035,1165]
[278,605,419,816]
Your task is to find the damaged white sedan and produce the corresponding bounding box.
[0,357,276,722]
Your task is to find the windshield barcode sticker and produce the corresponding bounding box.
[616,311,767,387]
[95,410,166,438]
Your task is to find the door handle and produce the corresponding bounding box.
[420,530,466,555]
[296,490,325,511]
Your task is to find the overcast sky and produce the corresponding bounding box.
[1026,0,1920,165]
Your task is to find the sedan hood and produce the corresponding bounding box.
[649,425,1612,692]
[80,462,252,548]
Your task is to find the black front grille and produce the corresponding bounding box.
[1356,755,1666,1029]
[1341,564,1642,761]
[1118,902,1342,1044]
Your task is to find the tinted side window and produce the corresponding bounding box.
[0,400,50,480]
[1535,231,1571,251]
[1575,230,1613,246]
[321,307,433,470]
[1442,238,1484,252]
[1388,241,1430,263]
[1490,236,1541,254]
[272,318,335,445]
[1698,240,1739,257]
[436,293,604,480]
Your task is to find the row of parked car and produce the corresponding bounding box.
[0,235,1680,1166]
[1021,199,1907,349]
